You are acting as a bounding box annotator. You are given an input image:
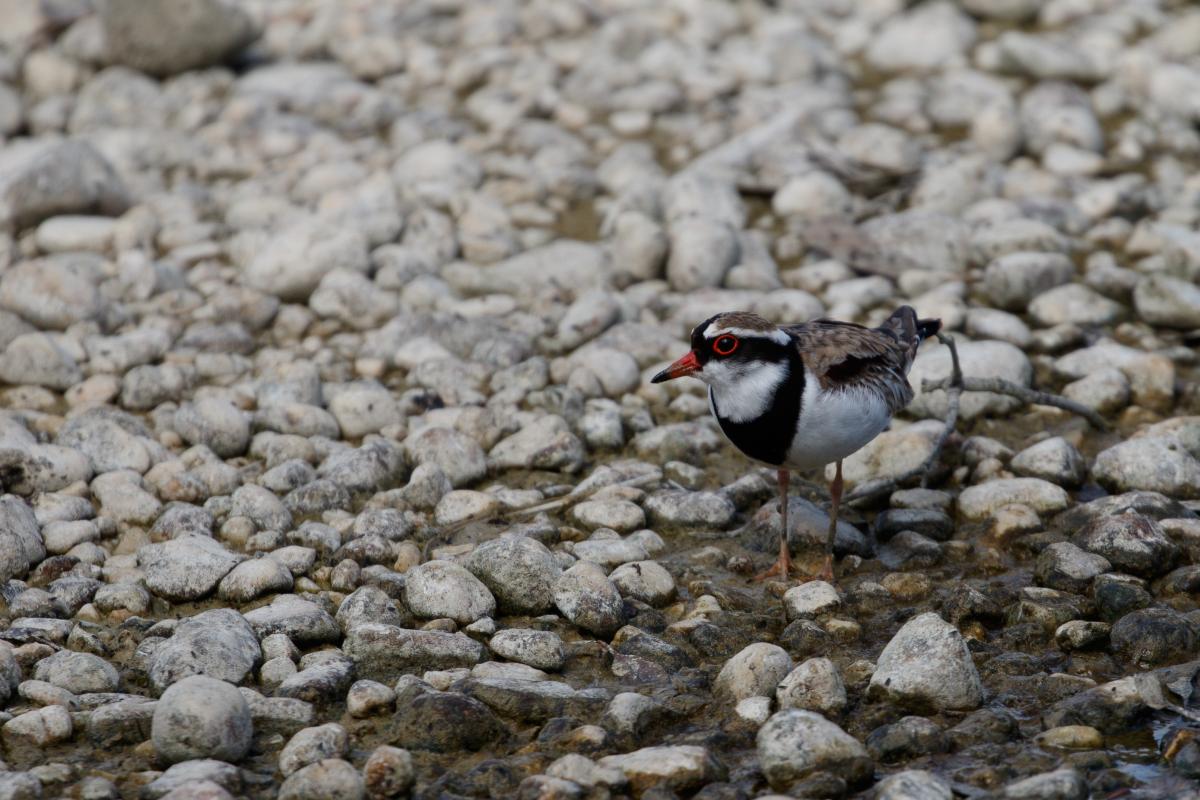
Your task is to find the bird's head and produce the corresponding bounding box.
[651,311,793,394]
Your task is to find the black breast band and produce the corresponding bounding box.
[711,353,804,466]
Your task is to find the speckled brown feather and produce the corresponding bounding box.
[783,306,932,414]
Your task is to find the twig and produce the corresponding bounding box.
[846,331,1114,505]
[920,375,1111,432]
[845,332,962,506]
[429,471,662,538]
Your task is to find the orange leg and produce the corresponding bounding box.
[755,470,801,580]
[815,459,842,583]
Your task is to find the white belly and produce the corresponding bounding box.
[783,380,891,471]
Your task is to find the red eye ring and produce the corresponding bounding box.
[713,334,738,356]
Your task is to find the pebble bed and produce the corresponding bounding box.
[0,0,1199,798]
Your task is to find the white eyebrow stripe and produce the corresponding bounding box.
[703,324,790,345]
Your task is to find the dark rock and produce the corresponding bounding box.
[872,508,954,542]
[1093,574,1152,622]
[390,688,508,752]
[878,530,941,569]
[1110,608,1197,668]
[276,658,356,703]
[460,677,609,723]
[1057,492,1194,530]
[865,716,948,762]
[284,480,352,516]
[1073,513,1178,578]
[1043,678,1149,734]
[1006,587,1089,633]
[780,620,832,660]
[947,707,1019,749]
[940,582,1004,625]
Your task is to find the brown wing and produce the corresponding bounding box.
[782,315,917,413]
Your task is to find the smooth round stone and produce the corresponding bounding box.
[1036,725,1103,749]
[151,675,253,764]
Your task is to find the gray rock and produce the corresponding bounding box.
[100,0,258,76]
[982,252,1075,310]
[278,759,364,800]
[876,770,954,800]
[279,723,348,776]
[404,427,487,488]
[152,681,253,767]
[489,629,565,671]
[0,444,93,494]
[149,609,261,692]
[714,643,792,702]
[1093,438,1200,499]
[2,704,72,747]
[553,561,625,637]
[869,612,983,711]
[643,490,735,529]
[1036,542,1108,597]
[463,676,609,724]
[1035,543,1110,594]
[346,680,395,718]
[784,581,841,620]
[57,407,152,474]
[609,560,676,606]
[1133,274,1200,329]
[1110,608,1197,669]
[909,340,1032,420]
[666,219,739,291]
[865,1,976,74]
[571,500,646,533]
[328,382,401,439]
[958,478,1070,520]
[40,520,94,556]
[230,484,292,532]
[34,649,119,694]
[1073,513,1178,578]
[335,585,404,634]
[466,534,561,615]
[363,746,415,798]
[776,657,847,716]
[0,772,42,800]
[571,536,648,569]
[0,257,103,330]
[275,657,354,704]
[142,760,242,799]
[217,557,294,603]
[139,536,241,602]
[174,399,250,459]
[404,560,496,625]
[318,439,406,494]
[597,745,722,795]
[0,139,130,232]
[0,332,82,389]
[490,415,585,473]
[1028,284,1125,327]
[756,709,872,790]
[390,685,507,752]
[1011,437,1087,488]
[243,595,340,645]
[245,218,369,302]
[0,494,46,582]
[343,624,484,683]
[1001,767,1087,800]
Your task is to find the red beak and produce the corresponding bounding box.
[651,351,701,383]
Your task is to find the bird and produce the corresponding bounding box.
[651,305,940,582]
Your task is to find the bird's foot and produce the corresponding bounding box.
[753,551,805,582]
[809,554,835,584]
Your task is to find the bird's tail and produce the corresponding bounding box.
[882,305,942,366]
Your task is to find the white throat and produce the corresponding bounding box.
[704,360,789,423]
